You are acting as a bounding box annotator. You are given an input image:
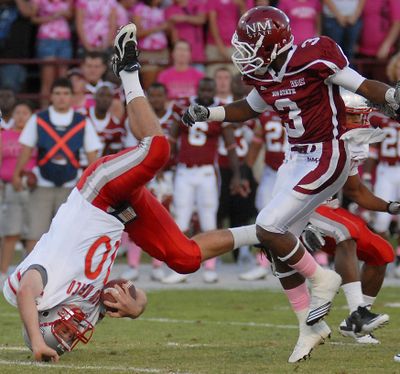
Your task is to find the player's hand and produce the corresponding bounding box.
[182,104,210,127]
[387,201,400,214]
[32,341,59,362]
[300,224,326,253]
[104,284,147,319]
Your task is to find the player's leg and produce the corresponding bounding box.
[256,142,350,325]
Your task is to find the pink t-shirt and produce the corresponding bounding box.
[133,3,167,51]
[279,0,321,44]
[165,0,207,62]
[116,2,129,28]
[0,129,37,183]
[359,0,400,56]
[158,67,204,100]
[76,0,117,48]
[207,0,254,46]
[33,0,71,40]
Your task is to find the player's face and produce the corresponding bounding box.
[0,89,16,113]
[81,57,107,84]
[345,113,367,129]
[95,87,114,112]
[12,104,32,130]
[215,70,232,96]
[51,87,73,112]
[197,81,216,107]
[148,87,167,112]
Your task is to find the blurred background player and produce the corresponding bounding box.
[0,101,36,290]
[12,78,102,254]
[162,77,246,284]
[364,106,400,277]
[217,74,258,268]
[239,103,287,281]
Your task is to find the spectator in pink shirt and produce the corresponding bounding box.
[279,0,321,45]
[31,0,73,108]
[133,0,170,89]
[0,101,36,288]
[359,0,400,60]
[206,0,252,77]
[75,0,118,56]
[165,0,207,65]
[158,40,204,100]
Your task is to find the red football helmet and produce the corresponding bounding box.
[231,6,293,79]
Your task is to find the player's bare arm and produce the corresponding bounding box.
[343,174,400,214]
[221,125,250,197]
[182,98,259,127]
[16,269,59,362]
[103,285,147,319]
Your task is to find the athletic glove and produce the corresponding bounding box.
[300,224,326,253]
[368,81,400,121]
[182,104,210,127]
[387,201,400,214]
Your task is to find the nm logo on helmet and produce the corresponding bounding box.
[246,20,273,35]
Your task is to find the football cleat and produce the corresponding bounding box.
[339,306,389,336]
[239,265,268,281]
[161,271,189,284]
[203,270,218,283]
[356,334,380,344]
[151,267,165,282]
[307,269,342,325]
[288,320,331,363]
[112,23,140,77]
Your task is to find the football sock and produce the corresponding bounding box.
[283,282,311,316]
[228,225,259,249]
[363,294,376,308]
[126,240,142,268]
[289,249,321,279]
[256,251,269,268]
[120,70,144,103]
[342,281,365,312]
[204,257,216,270]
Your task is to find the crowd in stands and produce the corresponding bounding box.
[1,0,400,285]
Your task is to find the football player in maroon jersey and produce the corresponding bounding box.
[182,5,400,362]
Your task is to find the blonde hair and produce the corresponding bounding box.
[387,52,400,83]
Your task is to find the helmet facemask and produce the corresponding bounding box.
[23,305,95,356]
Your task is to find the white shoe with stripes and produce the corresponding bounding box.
[307,269,342,325]
[288,320,331,363]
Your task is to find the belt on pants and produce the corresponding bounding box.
[291,144,317,154]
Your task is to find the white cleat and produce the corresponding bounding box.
[356,334,380,344]
[203,270,218,283]
[112,23,140,76]
[239,266,268,281]
[151,267,165,282]
[307,269,342,325]
[161,271,189,284]
[120,267,139,281]
[288,320,331,363]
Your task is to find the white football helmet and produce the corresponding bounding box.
[340,88,372,127]
[23,305,94,355]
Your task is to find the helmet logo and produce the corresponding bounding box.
[246,20,273,36]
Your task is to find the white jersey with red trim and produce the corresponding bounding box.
[244,36,348,145]
[368,111,400,164]
[3,188,123,324]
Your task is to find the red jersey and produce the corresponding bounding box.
[159,104,181,169]
[178,98,226,166]
[86,107,125,156]
[259,110,287,171]
[244,36,348,145]
[368,111,400,164]
[217,119,255,168]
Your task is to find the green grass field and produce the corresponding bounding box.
[1,288,400,374]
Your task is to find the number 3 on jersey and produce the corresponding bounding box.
[188,122,208,146]
[274,98,305,138]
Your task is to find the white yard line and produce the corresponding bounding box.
[140,317,297,329]
[0,359,164,373]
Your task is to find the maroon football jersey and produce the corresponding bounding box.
[369,111,400,164]
[86,107,126,156]
[244,36,348,145]
[259,110,287,171]
[217,119,255,168]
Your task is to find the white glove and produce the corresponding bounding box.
[182,104,210,127]
[387,201,400,214]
